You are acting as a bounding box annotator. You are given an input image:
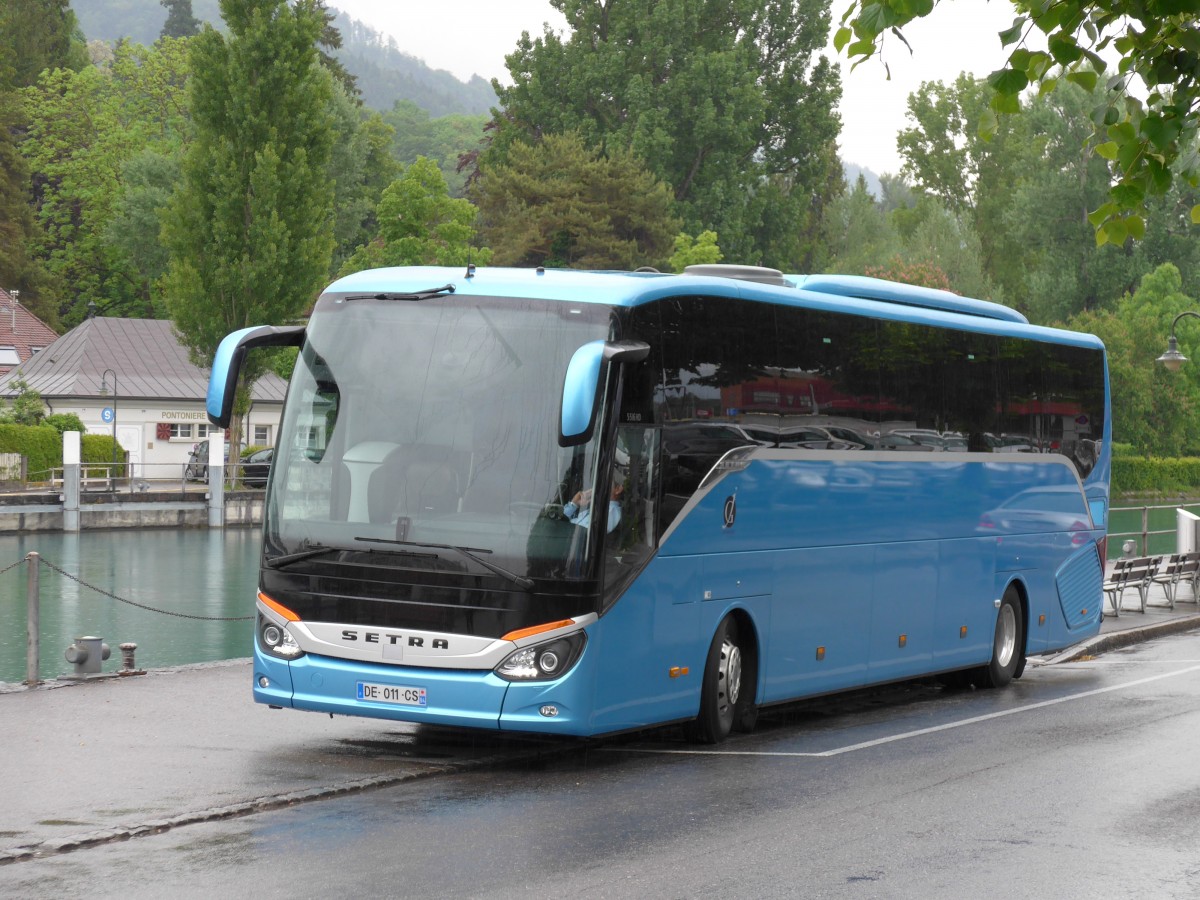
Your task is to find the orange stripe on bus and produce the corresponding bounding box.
[258,592,300,622]
[502,619,575,642]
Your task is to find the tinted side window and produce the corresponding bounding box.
[657,296,775,532]
[773,305,881,445]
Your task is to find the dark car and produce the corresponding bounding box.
[239,447,273,488]
[184,439,230,482]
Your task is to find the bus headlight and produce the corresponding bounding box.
[258,614,304,660]
[495,632,586,682]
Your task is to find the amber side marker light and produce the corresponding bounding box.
[258,592,300,622]
[502,619,575,642]
[669,667,690,679]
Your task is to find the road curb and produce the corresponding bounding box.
[0,737,583,867]
[1046,613,1200,664]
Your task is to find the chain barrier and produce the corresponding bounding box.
[0,555,27,579]
[32,555,254,621]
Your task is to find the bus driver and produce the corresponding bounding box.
[564,483,624,532]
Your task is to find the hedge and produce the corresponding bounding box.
[0,424,124,481]
[1112,456,1200,496]
[0,424,60,479]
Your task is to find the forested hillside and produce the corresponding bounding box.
[73,0,495,115]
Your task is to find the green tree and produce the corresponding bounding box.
[21,38,193,323]
[0,379,46,426]
[338,156,489,275]
[823,174,899,274]
[836,0,1200,243]
[895,199,1000,301]
[0,0,88,89]
[474,131,678,270]
[492,0,842,268]
[1068,264,1200,456]
[328,85,401,271]
[383,100,487,197]
[161,0,336,452]
[667,231,723,273]
[160,0,200,38]
[0,73,60,327]
[898,77,1194,322]
[105,150,182,317]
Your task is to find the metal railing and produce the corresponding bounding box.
[1108,501,1200,558]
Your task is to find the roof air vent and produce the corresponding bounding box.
[682,264,789,286]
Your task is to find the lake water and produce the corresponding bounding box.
[0,527,261,685]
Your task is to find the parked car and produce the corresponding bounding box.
[876,431,936,452]
[823,425,876,449]
[239,447,273,488]
[184,440,230,482]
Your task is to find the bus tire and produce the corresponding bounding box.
[687,616,745,744]
[979,588,1023,689]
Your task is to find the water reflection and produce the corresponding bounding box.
[0,528,261,684]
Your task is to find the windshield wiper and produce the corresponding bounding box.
[264,544,341,569]
[355,537,534,591]
[344,284,456,302]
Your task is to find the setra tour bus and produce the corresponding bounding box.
[207,265,1110,743]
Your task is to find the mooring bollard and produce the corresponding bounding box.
[64,636,111,678]
[118,641,145,676]
[26,551,39,685]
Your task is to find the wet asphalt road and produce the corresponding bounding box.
[3,631,1199,899]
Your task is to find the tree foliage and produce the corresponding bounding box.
[161,0,336,449]
[492,0,842,268]
[0,0,89,89]
[0,379,46,426]
[1068,264,1200,456]
[382,100,487,197]
[21,38,192,324]
[667,231,723,273]
[474,131,678,270]
[338,157,488,275]
[160,0,201,38]
[898,76,1200,322]
[327,85,401,270]
[836,0,1200,243]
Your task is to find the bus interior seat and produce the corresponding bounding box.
[403,459,460,516]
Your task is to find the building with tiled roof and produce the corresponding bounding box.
[0,288,58,377]
[0,315,286,478]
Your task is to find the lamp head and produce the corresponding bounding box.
[1158,334,1187,372]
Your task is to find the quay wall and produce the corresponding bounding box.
[0,490,263,532]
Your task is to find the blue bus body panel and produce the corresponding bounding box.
[583,453,1104,729]
[255,647,511,730]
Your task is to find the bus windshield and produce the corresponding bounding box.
[266,293,615,582]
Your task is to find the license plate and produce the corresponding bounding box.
[356,682,427,707]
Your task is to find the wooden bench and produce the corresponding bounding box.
[1151,551,1200,609]
[1103,556,1160,616]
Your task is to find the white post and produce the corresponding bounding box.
[208,428,225,527]
[63,430,81,532]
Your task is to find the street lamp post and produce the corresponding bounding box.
[99,368,118,477]
[1157,311,1200,372]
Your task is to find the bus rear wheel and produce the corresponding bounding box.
[687,616,754,743]
[978,588,1024,689]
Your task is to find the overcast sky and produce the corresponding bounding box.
[331,0,1021,176]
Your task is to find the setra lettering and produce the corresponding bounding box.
[339,630,450,651]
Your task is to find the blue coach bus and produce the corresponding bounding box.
[208,264,1110,743]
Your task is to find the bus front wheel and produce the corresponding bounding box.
[687,616,754,744]
[979,588,1024,689]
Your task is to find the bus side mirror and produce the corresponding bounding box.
[559,340,650,447]
[207,325,306,428]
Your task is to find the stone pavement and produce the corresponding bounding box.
[2,582,1198,866]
